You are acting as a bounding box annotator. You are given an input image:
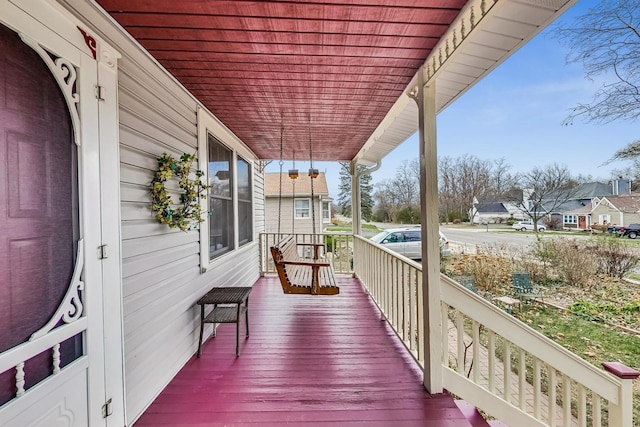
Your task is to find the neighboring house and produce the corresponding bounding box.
[591,195,640,227]
[264,172,332,234]
[542,180,631,230]
[470,201,526,223]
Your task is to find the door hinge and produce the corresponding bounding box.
[99,244,109,260]
[102,398,113,418]
[95,85,105,101]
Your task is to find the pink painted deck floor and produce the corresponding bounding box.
[134,276,473,426]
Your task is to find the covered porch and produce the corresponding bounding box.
[135,276,473,426]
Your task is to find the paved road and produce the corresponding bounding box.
[441,226,543,250]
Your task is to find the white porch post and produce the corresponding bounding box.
[415,68,443,393]
[351,160,362,236]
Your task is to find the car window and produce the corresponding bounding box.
[384,232,404,243]
[370,231,389,243]
[403,231,421,242]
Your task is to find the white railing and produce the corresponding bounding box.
[259,232,353,274]
[352,235,638,427]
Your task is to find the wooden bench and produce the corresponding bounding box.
[270,236,339,295]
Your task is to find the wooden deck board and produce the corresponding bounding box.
[134,276,472,426]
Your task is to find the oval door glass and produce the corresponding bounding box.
[0,24,80,405]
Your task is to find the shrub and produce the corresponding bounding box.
[532,238,596,288]
[588,235,639,279]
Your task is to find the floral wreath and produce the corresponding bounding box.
[150,152,211,232]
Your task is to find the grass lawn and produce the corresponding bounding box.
[325,223,380,233]
[515,305,640,423]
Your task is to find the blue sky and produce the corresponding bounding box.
[267,0,639,200]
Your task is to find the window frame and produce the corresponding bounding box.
[197,107,256,270]
[322,201,331,223]
[563,214,577,224]
[294,198,311,219]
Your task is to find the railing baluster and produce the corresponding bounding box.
[518,348,526,410]
[503,342,511,404]
[548,364,557,427]
[472,320,480,383]
[592,392,601,427]
[562,374,571,426]
[533,358,541,420]
[53,343,61,374]
[488,330,495,394]
[441,302,448,366]
[456,311,464,375]
[16,362,25,397]
[577,385,586,427]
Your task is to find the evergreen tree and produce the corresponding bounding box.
[337,164,375,220]
[338,166,352,216]
[360,171,374,221]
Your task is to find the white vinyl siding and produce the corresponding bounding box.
[65,8,264,424]
[265,196,324,234]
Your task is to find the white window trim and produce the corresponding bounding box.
[322,201,331,222]
[197,106,256,271]
[294,198,311,219]
[563,214,577,224]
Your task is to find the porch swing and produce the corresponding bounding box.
[269,115,339,295]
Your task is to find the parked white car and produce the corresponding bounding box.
[511,220,546,232]
[370,227,451,260]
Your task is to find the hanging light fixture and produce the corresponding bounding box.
[288,150,299,180]
[308,168,319,179]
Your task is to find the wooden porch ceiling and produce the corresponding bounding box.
[94,0,577,164]
[95,0,467,161]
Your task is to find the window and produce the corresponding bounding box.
[198,108,255,267]
[295,199,310,218]
[208,135,234,259]
[599,214,611,224]
[237,157,252,246]
[322,201,330,222]
[403,230,421,242]
[564,215,577,224]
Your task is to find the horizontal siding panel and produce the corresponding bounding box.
[120,144,158,171]
[123,257,198,299]
[123,267,198,317]
[122,242,199,278]
[121,201,154,222]
[121,219,188,240]
[119,109,195,154]
[119,90,195,146]
[122,229,199,259]
[121,162,153,186]
[119,126,190,165]
[119,68,195,131]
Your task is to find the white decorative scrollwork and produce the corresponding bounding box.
[30,241,85,341]
[18,34,81,147]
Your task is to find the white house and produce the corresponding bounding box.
[2,1,636,426]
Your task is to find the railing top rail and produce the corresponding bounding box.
[440,275,621,402]
[353,234,422,269]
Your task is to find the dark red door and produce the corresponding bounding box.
[0,24,79,405]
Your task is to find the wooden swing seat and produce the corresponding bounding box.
[270,236,339,295]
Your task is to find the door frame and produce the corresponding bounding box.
[0,0,125,425]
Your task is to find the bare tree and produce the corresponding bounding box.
[511,164,580,232]
[554,0,640,125]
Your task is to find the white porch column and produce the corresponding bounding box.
[351,160,362,236]
[415,69,443,393]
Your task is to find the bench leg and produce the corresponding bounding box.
[197,304,205,357]
[236,303,241,357]
[245,296,250,338]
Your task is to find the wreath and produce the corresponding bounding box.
[150,152,211,232]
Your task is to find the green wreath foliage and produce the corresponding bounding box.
[150,152,211,232]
